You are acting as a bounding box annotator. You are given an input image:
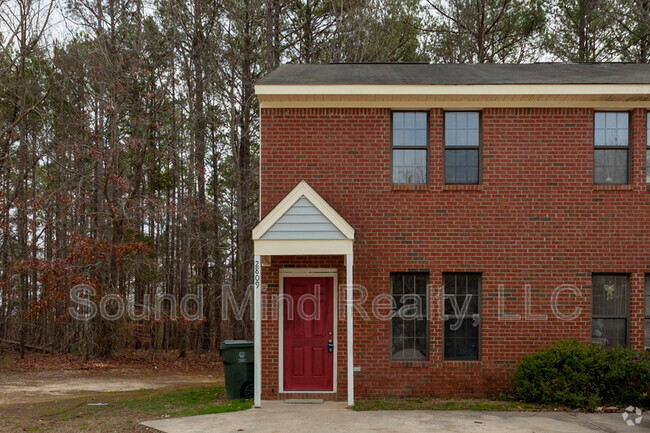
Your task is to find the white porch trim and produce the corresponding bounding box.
[254,255,262,408]
[346,253,354,407]
[254,239,353,256]
[252,180,355,407]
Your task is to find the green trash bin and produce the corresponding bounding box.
[219,340,254,399]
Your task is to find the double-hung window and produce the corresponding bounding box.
[391,112,428,184]
[591,274,629,348]
[645,275,650,350]
[390,272,428,361]
[443,273,481,360]
[444,112,481,184]
[594,112,629,185]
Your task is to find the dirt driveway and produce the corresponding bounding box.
[0,369,222,405]
[0,351,225,432]
[1,351,224,405]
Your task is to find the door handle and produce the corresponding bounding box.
[328,340,334,353]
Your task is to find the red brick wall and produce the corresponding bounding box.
[259,107,649,400]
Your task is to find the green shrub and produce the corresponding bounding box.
[514,339,650,409]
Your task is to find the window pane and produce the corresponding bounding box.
[391,273,428,361]
[415,273,428,292]
[404,273,414,295]
[645,319,650,349]
[393,129,404,146]
[592,318,627,348]
[415,113,426,129]
[404,112,415,129]
[594,112,629,147]
[594,149,627,184]
[445,149,479,184]
[592,274,629,317]
[393,112,404,129]
[392,274,403,295]
[393,149,426,184]
[445,112,480,147]
[392,112,427,147]
[444,318,479,360]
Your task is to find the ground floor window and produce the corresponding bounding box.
[592,274,629,348]
[443,273,481,360]
[390,272,428,361]
[645,275,650,350]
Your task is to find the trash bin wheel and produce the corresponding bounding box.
[242,382,254,399]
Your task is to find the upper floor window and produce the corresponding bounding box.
[594,112,629,185]
[444,112,481,184]
[391,112,428,184]
[592,274,629,348]
[646,112,649,185]
[390,272,428,361]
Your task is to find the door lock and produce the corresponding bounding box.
[328,340,334,353]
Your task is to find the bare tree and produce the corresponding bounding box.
[545,0,615,62]
[424,0,546,63]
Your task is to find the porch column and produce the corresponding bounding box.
[253,255,262,408]
[346,253,354,406]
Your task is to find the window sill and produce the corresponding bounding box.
[593,184,633,191]
[442,184,483,191]
[391,184,429,191]
[443,359,482,366]
[389,360,428,368]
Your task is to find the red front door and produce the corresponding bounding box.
[283,277,334,391]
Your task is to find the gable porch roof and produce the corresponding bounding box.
[252,180,355,256]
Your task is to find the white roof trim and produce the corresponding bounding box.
[253,180,355,241]
[254,239,353,256]
[255,83,650,96]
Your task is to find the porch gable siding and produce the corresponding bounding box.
[261,196,347,240]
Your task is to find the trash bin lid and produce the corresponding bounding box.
[219,340,254,350]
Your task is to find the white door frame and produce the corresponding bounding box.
[278,268,338,394]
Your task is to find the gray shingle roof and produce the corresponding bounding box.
[256,63,650,85]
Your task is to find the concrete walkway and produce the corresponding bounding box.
[142,401,648,433]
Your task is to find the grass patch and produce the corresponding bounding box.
[0,355,12,366]
[354,398,550,412]
[122,385,252,417]
[0,385,251,432]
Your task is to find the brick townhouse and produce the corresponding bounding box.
[248,63,650,406]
